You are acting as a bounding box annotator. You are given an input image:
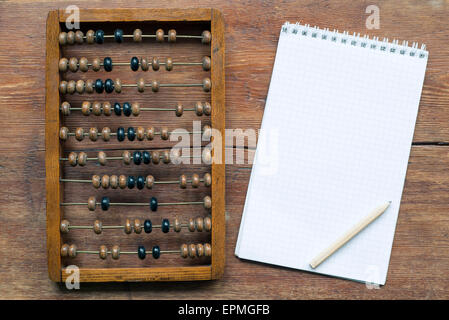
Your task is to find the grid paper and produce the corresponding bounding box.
[235,22,428,285]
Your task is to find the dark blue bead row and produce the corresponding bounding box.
[116,127,137,141]
[94,79,115,93]
[161,219,170,233]
[130,57,139,71]
[103,57,112,72]
[95,30,104,44]
[150,197,158,211]
[112,102,135,116]
[114,29,123,43]
[137,245,161,259]
[144,219,152,233]
[101,196,110,211]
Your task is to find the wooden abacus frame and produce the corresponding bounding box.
[45,8,225,282]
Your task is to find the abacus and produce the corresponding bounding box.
[45,8,225,282]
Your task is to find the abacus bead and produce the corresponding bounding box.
[127,176,135,189]
[101,175,110,189]
[122,151,131,165]
[162,150,170,164]
[79,57,89,72]
[67,31,75,44]
[151,151,160,164]
[78,152,87,166]
[151,80,159,92]
[68,152,77,166]
[90,101,101,115]
[105,79,114,93]
[136,127,145,140]
[133,29,142,42]
[203,102,212,115]
[133,151,142,165]
[196,244,204,257]
[86,30,95,44]
[146,127,155,140]
[95,79,104,93]
[168,29,176,42]
[165,57,173,71]
[75,30,84,44]
[95,29,104,44]
[68,57,78,72]
[161,127,169,140]
[202,30,212,44]
[144,219,152,233]
[188,218,195,232]
[114,102,121,115]
[87,196,96,211]
[195,216,204,232]
[122,102,131,116]
[98,151,107,165]
[202,78,212,92]
[204,243,212,257]
[93,220,102,234]
[137,78,145,92]
[130,56,139,71]
[152,57,159,71]
[203,173,212,187]
[92,58,101,71]
[99,245,107,259]
[59,32,67,45]
[134,219,142,234]
[131,102,140,116]
[202,125,212,141]
[138,246,146,259]
[175,103,183,117]
[103,57,113,72]
[75,127,84,141]
[67,80,76,94]
[110,175,118,189]
[59,126,68,140]
[174,218,181,232]
[150,196,158,211]
[61,244,69,257]
[115,78,122,93]
[156,29,164,42]
[103,102,112,116]
[188,244,196,258]
[180,244,188,258]
[92,175,101,188]
[101,196,110,211]
[140,57,149,71]
[111,245,120,259]
[124,219,132,234]
[137,176,145,189]
[75,80,85,94]
[179,175,187,189]
[86,79,94,93]
[195,101,203,116]
[202,56,211,71]
[59,81,67,94]
[81,101,91,115]
[117,127,125,141]
[161,219,170,233]
[59,58,68,72]
[114,29,123,43]
[202,148,212,164]
[204,216,212,232]
[68,244,77,258]
[127,127,136,141]
[152,245,161,259]
[89,127,98,141]
[60,220,70,233]
[192,174,200,188]
[145,175,154,188]
[204,196,212,209]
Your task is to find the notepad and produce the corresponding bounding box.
[235,22,428,285]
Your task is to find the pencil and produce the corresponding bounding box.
[309,201,391,269]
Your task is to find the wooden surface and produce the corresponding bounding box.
[0,0,448,299]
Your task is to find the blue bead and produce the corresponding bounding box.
[137,176,145,189]
[114,102,121,116]
[123,102,131,116]
[117,127,125,141]
[101,196,110,211]
[127,127,136,141]
[104,79,114,93]
[143,151,151,164]
[130,57,139,71]
[114,29,123,43]
[103,57,113,72]
[144,219,152,233]
[152,245,161,259]
[161,219,170,233]
[94,79,104,93]
[95,30,104,44]
[150,197,158,211]
[127,176,135,189]
[133,151,142,165]
[138,245,146,259]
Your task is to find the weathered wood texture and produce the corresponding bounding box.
[0,0,448,299]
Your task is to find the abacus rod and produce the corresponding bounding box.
[61,107,196,111]
[66,131,203,136]
[95,34,203,39]
[59,155,202,161]
[60,201,204,206]
[121,83,203,88]
[66,224,191,229]
[89,62,203,66]
[60,179,202,184]
[75,250,181,255]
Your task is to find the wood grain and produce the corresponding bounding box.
[0,0,448,299]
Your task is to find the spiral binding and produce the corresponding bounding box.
[281,22,427,59]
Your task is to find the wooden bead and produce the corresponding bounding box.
[195,216,204,232]
[75,80,85,93]
[162,150,170,164]
[103,102,112,116]
[202,148,212,164]
[99,245,107,260]
[111,245,120,259]
[89,127,98,141]
[78,152,87,166]
[192,174,200,188]
[59,126,68,140]
[180,244,188,258]
[59,80,67,94]
[151,80,159,92]
[75,127,84,141]
[93,220,102,234]
[133,29,142,42]
[110,175,118,189]
[188,244,197,258]
[75,30,84,44]
[92,175,101,188]
[151,151,160,164]
[67,80,76,94]
[203,196,212,209]
[165,57,173,71]
[131,103,140,116]
[68,152,77,166]
[146,175,154,189]
[203,173,212,187]
[196,244,204,257]
[68,57,78,72]
[58,58,68,72]
[161,127,169,140]
[98,151,107,165]
[124,219,132,234]
[202,56,211,71]
[115,78,122,93]
[136,127,145,141]
[204,243,212,257]
[119,175,127,189]
[137,78,145,92]
[202,30,212,44]
[101,127,111,141]
[174,217,182,232]
[86,30,95,44]
[179,175,187,189]
[146,127,155,140]
[122,151,131,165]
[202,125,212,141]
[68,244,77,258]
[81,101,91,115]
[92,58,101,71]
[202,78,212,92]
[92,101,102,115]
[152,57,160,71]
[134,219,142,234]
[188,218,195,232]
[203,102,212,115]
[67,31,75,44]
[79,57,89,72]
[204,216,212,232]
[141,57,149,71]
[156,29,164,42]
[175,103,183,117]
[88,196,96,211]
[60,220,70,233]
[195,101,203,116]
[60,101,71,115]
[168,29,176,42]
[101,175,110,189]
[85,79,94,93]
[59,32,67,45]
[60,244,69,257]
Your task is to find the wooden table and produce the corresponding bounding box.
[0,0,448,299]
